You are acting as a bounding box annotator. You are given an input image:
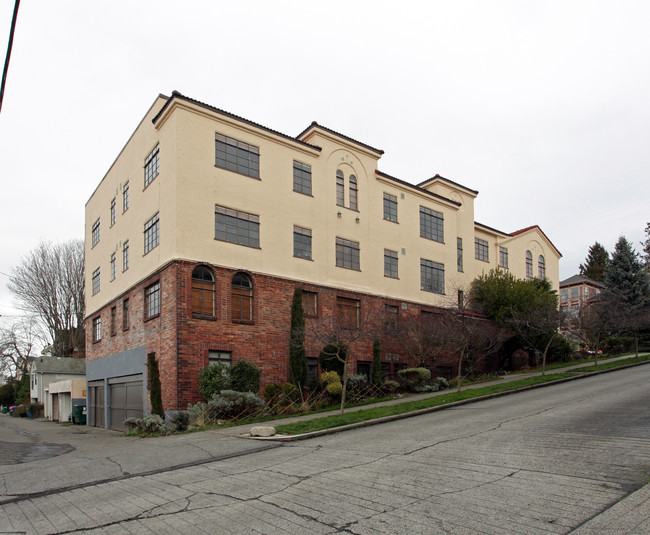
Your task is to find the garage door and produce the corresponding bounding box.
[109,375,143,431]
[88,380,105,428]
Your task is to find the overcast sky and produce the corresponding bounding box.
[1,0,648,321]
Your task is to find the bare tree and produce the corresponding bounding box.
[0,318,46,378]
[569,299,610,365]
[394,312,442,368]
[307,301,381,415]
[8,240,85,358]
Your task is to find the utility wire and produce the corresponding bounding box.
[0,0,20,115]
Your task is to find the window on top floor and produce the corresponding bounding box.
[336,170,359,210]
[349,175,358,211]
[571,287,579,299]
[457,238,463,272]
[293,161,312,196]
[215,133,259,179]
[383,193,398,222]
[144,145,160,188]
[336,170,345,207]
[122,182,129,212]
[525,251,533,278]
[475,238,489,262]
[110,198,116,227]
[419,206,444,243]
[561,289,568,302]
[538,255,545,279]
[192,266,216,317]
[499,246,509,269]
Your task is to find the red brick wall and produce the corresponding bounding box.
[87,260,483,411]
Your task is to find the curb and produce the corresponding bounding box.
[253,359,650,442]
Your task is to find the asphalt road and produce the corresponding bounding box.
[1,365,649,534]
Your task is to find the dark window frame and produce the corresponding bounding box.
[475,238,489,262]
[92,316,101,343]
[232,272,253,323]
[144,281,161,320]
[419,206,444,243]
[144,213,159,254]
[91,219,100,247]
[337,296,360,329]
[293,226,312,260]
[335,237,360,271]
[215,205,260,248]
[384,249,398,278]
[302,291,318,317]
[191,266,216,318]
[144,145,160,188]
[383,193,398,223]
[499,246,509,269]
[215,133,260,179]
[92,268,100,295]
[293,161,312,196]
[420,258,445,294]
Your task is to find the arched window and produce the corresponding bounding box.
[232,272,253,322]
[525,251,533,278]
[336,170,345,207]
[191,266,215,317]
[538,255,545,280]
[349,175,358,211]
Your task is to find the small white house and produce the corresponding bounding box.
[29,356,86,405]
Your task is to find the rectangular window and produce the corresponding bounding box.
[421,259,445,294]
[357,361,371,379]
[215,205,260,248]
[144,214,159,254]
[560,289,568,302]
[302,291,318,317]
[306,357,318,384]
[383,193,398,223]
[384,249,398,278]
[499,246,509,269]
[91,219,100,247]
[122,298,130,330]
[110,253,116,281]
[92,316,101,343]
[457,238,463,272]
[92,268,100,295]
[122,241,129,271]
[335,237,360,271]
[144,145,160,188]
[209,350,232,366]
[419,206,444,243]
[110,198,116,227]
[144,281,161,319]
[475,238,489,262]
[122,182,129,212]
[571,287,579,299]
[384,304,398,333]
[293,226,312,260]
[293,161,312,196]
[215,133,259,179]
[110,306,117,336]
[337,297,360,328]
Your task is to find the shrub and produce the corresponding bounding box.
[198,360,263,401]
[0,381,16,406]
[207,390,264,419]
[229,359,262,393]
[186,401,209,425]
[397,367,432,391]
[382,380,400,393]
[124,414,166,435]
[198,363,231,401]
[320,370,342,399]
[319,344,347,376]
[171,410,190,432]
[262,382,301,407]
[546,336,575,363]
[346,374,368,393]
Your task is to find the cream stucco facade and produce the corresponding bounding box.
[85,92,561,318]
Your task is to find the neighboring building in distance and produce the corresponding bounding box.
[559,274,606,343]
[29,356,86,405]
[84,91,562,430]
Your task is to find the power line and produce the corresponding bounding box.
[0,0,20,115]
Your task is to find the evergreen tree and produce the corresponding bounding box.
[603,236,650,308]
[579,242,610,282]
[642,222,650,272]
[289,288,307,389]
[147,353,164,418]
[370,338,382,387]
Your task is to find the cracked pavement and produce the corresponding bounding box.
[1,365,649,534]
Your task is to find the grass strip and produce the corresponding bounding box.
[276,373,575,435]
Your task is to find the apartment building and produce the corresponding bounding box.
[84,91,561,429]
